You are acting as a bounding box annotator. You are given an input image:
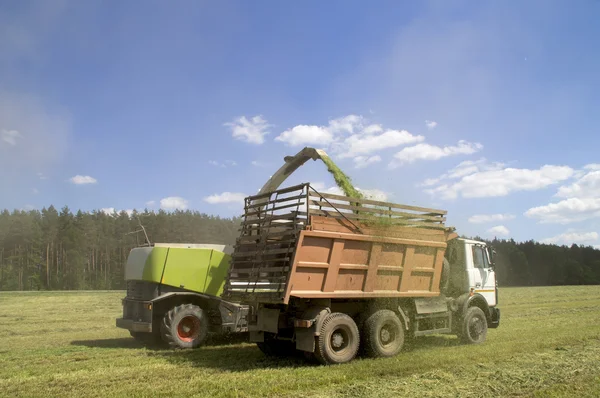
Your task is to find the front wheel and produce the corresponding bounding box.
[161,303,209,349]
[315,312,360,365]
[459,306,488,344]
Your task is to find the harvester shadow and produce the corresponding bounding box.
[71,338,153,350]
[70,332,251,351]
[151,344,318,372]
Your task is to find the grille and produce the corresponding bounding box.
[126,280,159,300]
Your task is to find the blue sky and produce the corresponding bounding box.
[1,0,599,247]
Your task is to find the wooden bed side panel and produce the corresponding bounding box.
[286,228,447,302]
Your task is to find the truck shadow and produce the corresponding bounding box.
[71,334,462,371]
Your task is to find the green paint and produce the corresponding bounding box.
[160,248,213,292]
[141,247,169,283]
[137,246,232,296]
[205,250,231,296]
[320,154,363,199]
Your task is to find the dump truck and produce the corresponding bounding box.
[222,148,500,365]
[116,243,249,348]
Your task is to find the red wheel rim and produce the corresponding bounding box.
[177,315,201,342]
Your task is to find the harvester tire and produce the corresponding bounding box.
[315,312,360,365]
[161,303,209,349]
[362,309,404,358]
[459,306,488,344]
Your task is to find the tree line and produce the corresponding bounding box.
[0,206,598,291]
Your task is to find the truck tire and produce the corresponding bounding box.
[459,306,488,344]
[315,312,360,365]
[362,309,404,358]
[161,303,209,349]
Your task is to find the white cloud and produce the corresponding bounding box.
[209,159,237,168]
[555,170,600,199]
[32,188,39,194]
[204,192,246,204]
[145,200,156,207]
[391,140,483,166]
[275,114,423,158]
[338,129,424,158]
[541,231,599,246]
[69,175,97,185]
[487,225,510,236]
[275,125,333,146]
[37,172,46,180]
[310,182,388,201]
[584,164,600,171]
[353,155,382,169]
[468,214,515,224]
[1,129,21,146]
[327,115,364,135]
[425,120,438,130]
[101,207,135,217]
[251,160,266,167]
[525,166,600,224]
[160,196,189,210]
[419,158,504,187]
[357,188,389,201]
[525,197,600,224]
[224,115,271,144]
[425,164,574,200]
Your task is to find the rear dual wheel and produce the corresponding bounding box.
[161,303,209,349]
[362,309,405,358]
[314,313,360,365]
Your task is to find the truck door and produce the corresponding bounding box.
[467,243,497,306]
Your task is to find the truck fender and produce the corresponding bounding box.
[396,306,410,331]
[294,306,331,352]
[454,292,490,322]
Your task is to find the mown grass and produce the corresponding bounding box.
[0,286,599,397]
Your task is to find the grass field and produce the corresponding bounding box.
[0,286,599,398]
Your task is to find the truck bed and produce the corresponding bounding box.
[223,183,456,304]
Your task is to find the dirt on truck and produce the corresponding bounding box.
[223,160,500,365]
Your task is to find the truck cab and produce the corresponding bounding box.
[444,238,500,329]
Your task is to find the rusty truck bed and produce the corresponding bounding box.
[223,183,456,304]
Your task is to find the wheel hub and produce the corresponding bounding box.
[177,315,201,342]
[380,328,391,343]
[332,332,344,348]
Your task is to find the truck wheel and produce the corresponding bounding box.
[315,312,360,365]
[161,303,209,349]
[459,306,488,344]
[362,309,404,358]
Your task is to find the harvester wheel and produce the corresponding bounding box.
[459,306,488,344]
[315,312,360,365]
[362,309,404,358]
[161,303,209,349]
